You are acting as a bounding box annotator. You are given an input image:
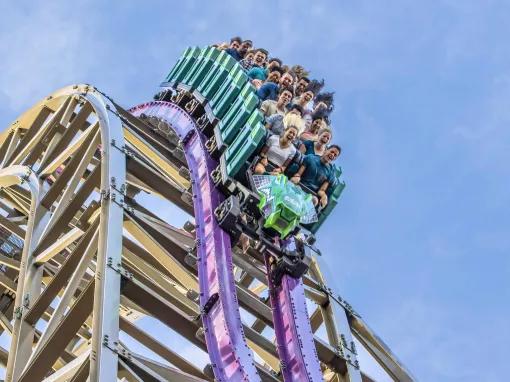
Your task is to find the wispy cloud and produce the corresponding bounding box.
[1,1,509,381]
[0,2,104,111]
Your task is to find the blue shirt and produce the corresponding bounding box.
[266,114,284,136]
[300,155,336,192]
[257,82,279,101]
[302,140,317,156]
[247,66,267,81]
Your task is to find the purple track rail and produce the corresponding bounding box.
[266,255,323,381]
[130,100,323,382]
[130,101,259,382]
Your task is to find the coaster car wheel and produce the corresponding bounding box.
[214,195,242,243]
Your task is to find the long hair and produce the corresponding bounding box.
[306,79,325,96]
[290,64,310,79]
[311,108,331,125]
[314,91,335,114]
[283,113,305,134]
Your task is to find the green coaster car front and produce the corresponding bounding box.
[255,174,317,238]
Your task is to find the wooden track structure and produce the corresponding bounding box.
[0,85,416,381]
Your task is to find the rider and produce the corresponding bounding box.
[260,86,293,118]
[299,127,332,156]
[299,109,329,141]
[265,104,303,136]
[290,145,341,207]
[254,124,299,175]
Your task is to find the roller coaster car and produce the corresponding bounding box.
[158,45,346,282]
[250,173,317,239]
[214,194,315,285]
[213,152,317,240]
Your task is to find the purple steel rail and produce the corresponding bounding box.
[265,254,323,382]
[129,101,260,382]
[130,100,323,382]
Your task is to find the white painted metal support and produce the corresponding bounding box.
[86,91,127,382]
[41,349,91,382]
[1,166,41,382]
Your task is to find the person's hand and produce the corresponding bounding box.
[291,175,300,184]
[251,79,263,89]
[320,194,328,208]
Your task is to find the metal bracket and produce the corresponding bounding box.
[319,283,361,318]
[205,135,217,154]
[192,292,219,321]
[117,345,132,360]
[196,114,208,130]
[184,251,197,268]
[341,333,358,355]
[186,289,200,303]
[171,89,186,104]
[335,342,359,370]
[110,139,135,158]
[100,189,110,201]
[110,189,124,209]
[110,177,126,196]
[210,166,221,185]
[185,98,199,113]
[14,306,23,320]
[178,166,191,181]
[102,334,119,354]
[318,284,361,370]
[106,257,133,279]
[19,167,33,185]
[102,177,132,212]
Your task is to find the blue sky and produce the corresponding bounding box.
[1,1,509,381]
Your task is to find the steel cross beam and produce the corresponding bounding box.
[0,84,416,382]
[0,86,127,382]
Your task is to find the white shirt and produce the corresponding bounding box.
[266,135,296,167]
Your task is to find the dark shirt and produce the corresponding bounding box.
[300,155,336,192]
[257,82,279,101]
[302,140,317,156]
[225,48,242,61]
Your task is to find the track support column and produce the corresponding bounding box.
[88,94,127,381]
